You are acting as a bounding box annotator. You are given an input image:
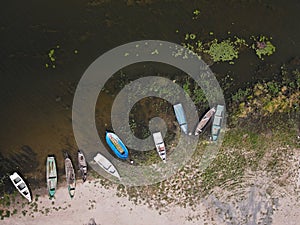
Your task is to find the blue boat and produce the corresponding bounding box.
[105,132,129,159]
[211,105,224,141]
[173,103,188,134]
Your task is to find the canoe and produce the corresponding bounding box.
[78,150,87,182]
[94,153,120,179]
[195,107,216,135]
[105,132,129,159]
[46,156,57,199]
[152,132,166,162]
[211,105,224,141]
[64,152,76,198]
[173,103,188,134]
[9,172,32,202]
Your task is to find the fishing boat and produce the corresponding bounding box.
[9,172,32,202]
[64,152,76,198]
[152,132,166,162]
[78,150,87,182]
[211,105,224,141]
[94,153,120,179]
[195,107,216,135]
[173,103,188,134]
[46,156,57,199]
[105,131,129,159]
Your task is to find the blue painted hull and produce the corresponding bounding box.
[211,105,224,141]
[105,132,129,159]
[173,103,188,134]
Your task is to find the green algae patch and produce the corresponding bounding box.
[204,39,239,63]
[251,36,276,60]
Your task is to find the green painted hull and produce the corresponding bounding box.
[47,156,57,199]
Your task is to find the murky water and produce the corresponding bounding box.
[0,0,300,191]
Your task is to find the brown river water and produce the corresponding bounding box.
[0,0,300,192]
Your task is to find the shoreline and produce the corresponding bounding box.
[0,178,208,225]
[1,141,300,224]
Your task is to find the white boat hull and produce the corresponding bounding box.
[153,132,166,162]
[94,153,120,179]
[9,172,32,202]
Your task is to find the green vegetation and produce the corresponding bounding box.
[251,36,276,60]
[204,39,239,63]
[45,45,60,69]
[0,193,11,207]
[231,69,300,120]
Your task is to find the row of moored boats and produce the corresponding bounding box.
[93,104,225,179]
[9,150,88,202]
[9,104,224,201]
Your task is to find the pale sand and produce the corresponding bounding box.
[1,180,206,225]
[2,146,300,224]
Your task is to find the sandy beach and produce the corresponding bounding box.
[0,179,208,225]
[2,149,300,225]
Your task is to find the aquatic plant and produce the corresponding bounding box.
[231,78,300,120]
[193,86,207,105]
[204,39,239,63]
[183,78,191,96]
[192,9,200,19]
[231,88,251,102]
[46,45,60,69]
[251,36,276,60]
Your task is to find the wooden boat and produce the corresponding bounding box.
[105,131,129,159]
[195,107,216,135]
[94,153,120,179]
[173,103,188,134]
[152,132,166,162]
[46,156,57,199]
[78,150,87,182]
[9,172,32,202]
[64,152,76,198]
[211,105,224,141]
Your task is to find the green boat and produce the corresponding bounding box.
[46,156,57,199]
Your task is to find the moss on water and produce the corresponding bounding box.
[251,35,276,60]
[204,39,239,63]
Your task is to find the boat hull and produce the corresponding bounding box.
[152,132,166,162]
[65,155,76,198]
[46,156,57,198]
[105,132,129,159]
[78,150,87,182]
[9,172,32,202]
[211,105,224,141]
[195,107,216,135]
[173,103,188,134]
[94,153,120,179]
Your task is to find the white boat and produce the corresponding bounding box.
[94,153,120,179]
[78,150,87,182]
[64,152,76,198]
[195,107,216,135]
[9,172,32,202]
[152,132,166,162]
[46,156,57,199]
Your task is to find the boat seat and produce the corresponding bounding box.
[213,117,222,126]
[13,177,21,184]
[18,183,26,190]
[215,105,224,117]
